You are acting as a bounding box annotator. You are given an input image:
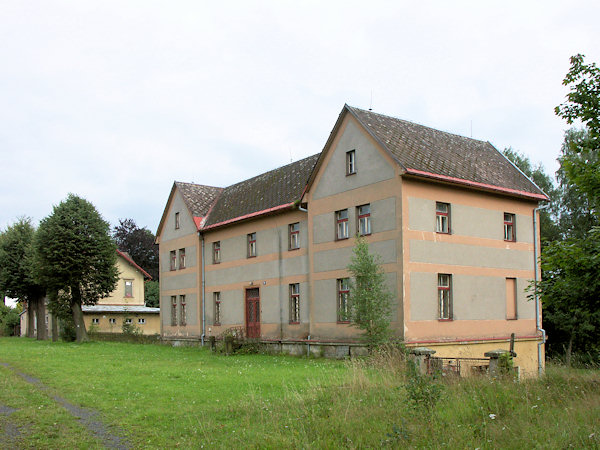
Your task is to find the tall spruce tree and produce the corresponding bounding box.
[347,236,393,347]
[35,195,119,343]
[0,218,46,339]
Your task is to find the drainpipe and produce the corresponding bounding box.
[533,204,549,376]
[200,232,206,347]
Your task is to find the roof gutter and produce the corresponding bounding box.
[201,202,296,231]
[403,168,550,201]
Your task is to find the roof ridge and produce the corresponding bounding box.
[347,104,489,145]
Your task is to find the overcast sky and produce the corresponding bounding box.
[1,1,599,235]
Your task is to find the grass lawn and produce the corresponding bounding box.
[1,337,599,448]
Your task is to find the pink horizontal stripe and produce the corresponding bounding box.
[406,334,540,345]
[201,202,295,231]
[404,168,549,201]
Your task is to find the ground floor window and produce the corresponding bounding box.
[289,283,300,323]
[214,292,221,325]
[171,295,177,326]
[138,318,146,324]
[179,295,186,326]
[337,278,350,323]
[438,274,452,320]
[109,318,116,325]
[92,318,99,325]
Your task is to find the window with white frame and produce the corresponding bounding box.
[124,280,133,298]
[179,248,186,269]
[213,241,221,264]
[125,318,132,325]
[504,213,516,241]
[336,209,349,240]
[247,233,257,258]
[214,292,221,325]
[337,278,350,323]
[436,202,450,234]
[438,274,452,320]
[357,204,371,236]
[170,250,177,271]
[138,318,146,324]
[346,150,356,175]
[289,222,300,250]
[171,295,177,326]
[92,318,99,324]
[109,318,116,325]
[289,283,300,324]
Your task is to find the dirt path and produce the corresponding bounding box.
[0,362,130,449]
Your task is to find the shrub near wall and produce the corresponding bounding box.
[88,332,161,344]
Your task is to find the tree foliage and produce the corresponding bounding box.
[113,218,159,280]
[35,194,119,343]
[144,280,159,308]
[535,227,600,364]
[0,218,46,339]
[555,54,600,213]
[537,54,600,364]
[347,236,393,347]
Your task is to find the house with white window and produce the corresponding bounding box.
[156,104,548,375]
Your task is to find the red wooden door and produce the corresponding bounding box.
[245,288,260,338]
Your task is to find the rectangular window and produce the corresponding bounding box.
[504,213,516,241]
[92,318,99,324]
[438,274,452,320]
[289,223,300,250]
[337,278,350,323]
[247,232,257,258]
[436,202,450,234]
[109,318,116,325]
[179,248,186,269]
[179,295,186,326]
[175,212,180,229]
[138,318,146,324]
[346,150,356,175]
[289,283,300,323]
[336,209,349,240]
[213,241,221,264]
[506,278,517,320]
[170,250,177,271]
[357,204,371,236]
[171,295,177,326]
[214,292,221,325]
[124,280,133,297]
[125,318,132,325]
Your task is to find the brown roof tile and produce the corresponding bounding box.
[204,154,319,228]
[347,105,546,198]
[175,182,223,218]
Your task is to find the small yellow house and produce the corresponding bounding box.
[82,250,160,335]
[21,250,160,338]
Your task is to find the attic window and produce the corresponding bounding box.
[175,212,180,229]
[346,150,356,175]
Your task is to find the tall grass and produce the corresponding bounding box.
[1,338,599,448]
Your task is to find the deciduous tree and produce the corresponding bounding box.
[347,236,393,347]
[35,195,119,343]
[113,218,159,280]
[0,218,46,339]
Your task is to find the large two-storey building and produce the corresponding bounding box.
[156,105,548,375]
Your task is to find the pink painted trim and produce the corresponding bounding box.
[201,202,295,231]
[404,168,549,201]
[116,249,152,279]
[406,334,540,345]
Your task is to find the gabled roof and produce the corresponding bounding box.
[203,154,319,229]
[116,249,152,280]
[344,105,548,200]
